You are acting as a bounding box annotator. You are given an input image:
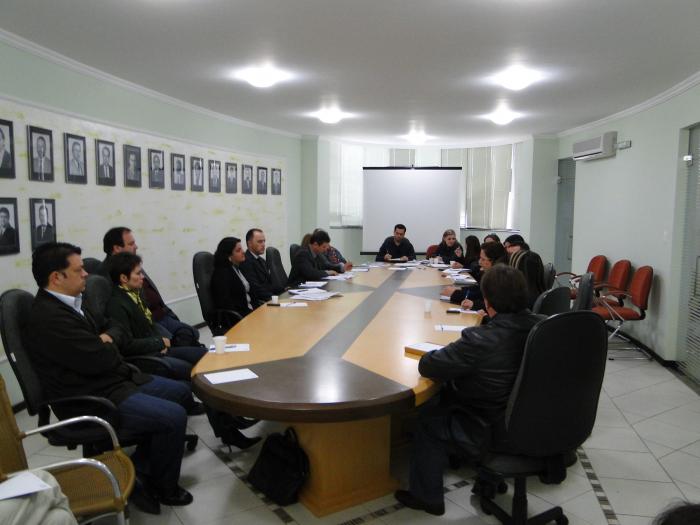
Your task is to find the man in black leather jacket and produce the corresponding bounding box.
[395,265,544,516]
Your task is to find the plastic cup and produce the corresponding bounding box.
[424,300,432,313]
[213,336,227,354]
[271,295,279,304]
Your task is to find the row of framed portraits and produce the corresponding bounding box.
[0,119,283,195]
[0,197,57,256]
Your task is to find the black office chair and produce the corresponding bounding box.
[475,311,608,525]
[532,287,570,316]
[571,272,594,311]
[83,257,103,275]
[289,243,301,262]
[192,251,242,336]
[266,246,288,292]
[543,263,556,290]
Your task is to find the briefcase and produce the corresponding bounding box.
[247,427,310,506]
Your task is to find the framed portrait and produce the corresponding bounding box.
[241,164,253,195]
[0,197,19,255]
[171,153,186,191]
[271,168,282,196]
[29,198,56,250]
[257,166,268,195]
[95,139,116,186]
[0,119,15,179]
[208,160,221,193]
[123,145,142,188]
[225,162,237,194]
[64,133,87,185]
[191,156,204,192]
[148,149,165,189]
[28,126,53,182]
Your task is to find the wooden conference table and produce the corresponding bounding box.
[191,265,480,516]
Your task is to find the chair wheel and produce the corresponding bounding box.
[186,435,199,451]
[497,481,507,494]
[555,516,568,525]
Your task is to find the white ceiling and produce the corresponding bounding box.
[2,0,700,146]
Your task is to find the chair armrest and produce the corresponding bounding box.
[125,355,174,373]
[555,272,580,278]
[22,415,120,449]
[214,308,243,321]
[41,396,117,413]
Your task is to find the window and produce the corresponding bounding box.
[329,143,364,226]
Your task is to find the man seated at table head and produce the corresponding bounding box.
[395,264,543,516]
[101,227,200,346]
[287,228,339,287]
[375,223,416,262]
[240,227,285,303]
[26,242,194,513]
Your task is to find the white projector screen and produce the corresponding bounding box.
[362,167,462,254]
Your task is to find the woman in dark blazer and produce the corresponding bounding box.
[211,237,260,330]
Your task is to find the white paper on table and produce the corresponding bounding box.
[301,281,327,288]
[388,267,406,271]
[0,472,52,500]
[408,342,444,352]
[351,268,369,272]
[446,308,480,314]
[208,344,251,353]
[439,295,451,302]
[289,288,326,294]
[292,292,338,301]
[429,263,450,268]
[204,368,258,384]
[389,258,403,262]
[324,274,353,280]
[282,302,308,308]
[434,324,468,332]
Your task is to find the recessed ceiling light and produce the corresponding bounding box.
[490,65,543,91]
[401,129,431,145]
[309,106,353,124]
[232,64,293,88]
[484,105,522,125]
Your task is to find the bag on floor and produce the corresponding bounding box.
[247,427,309,506]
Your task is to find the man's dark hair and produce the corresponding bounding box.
[103,227,131,255]
[108,252,142,285]
[653,502,700,525]
[214,236,241,268]
[309,229,331,245]
[480,265,529,314]
[481,241,507,265]
[246,228,262,243]
[0,207,9,216]
[32,242,82,288]
[394,224,406,232]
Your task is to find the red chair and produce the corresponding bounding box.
[592,265,653,343]
[594,259,632,306]
[426,244,439,259]
[557,255,608,299]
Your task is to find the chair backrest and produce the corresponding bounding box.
[289,243,301,262]
[629,266,653,310]
[607,259,632,291]
[532,287,571,316]
[572,272,594,311]
[82,257,103,275]
[587,255,608,283]
[504,311,607,456]
[0,375,28,475]
[426,244,439,258]
[83,274,113,317]
[543,263,556,290]
[0,290,46,417]
[192,251,216,326]
[266,246,288,291]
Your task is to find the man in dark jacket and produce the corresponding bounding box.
[287,229,338,287]
[27,242,194,513]
[395,265,543,515]
[240,228,284,303]
[375,223,416,262]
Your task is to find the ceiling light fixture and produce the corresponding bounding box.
[309,106,353,124]
[232,64,293,88]
[484,104,522,125]
[401,129,431,145]
[490,65,543,91]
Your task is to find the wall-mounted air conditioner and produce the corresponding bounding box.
[572,131,617,161]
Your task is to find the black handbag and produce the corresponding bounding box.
[247,427,310,506]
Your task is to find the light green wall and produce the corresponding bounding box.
[529,138,559,263]
[558,84,700,360]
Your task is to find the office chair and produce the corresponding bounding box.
[557,255,607,299]
[266,246,288,292]
[594,259,632,306]
[475,311,608,525]
[571,272,594,311]
[289,243,301,262]
[425,244,439,259]
[543,263,556,290]
[192,251,243,336]
[0,375,134,525]
[532,287,571,316]
[82,257,103,275]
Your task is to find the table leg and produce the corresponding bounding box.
[291,415,398,517]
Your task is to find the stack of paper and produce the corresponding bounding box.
[434,324,468,332]
[300,281,327,288]
[289,288,339,301]
[208,343,251,353]
[428,263,450,268]
[324,273,353,281]
[405,342,444,357]
[351,268,369,272]
[204,369,258,384]
[281,302,308,308]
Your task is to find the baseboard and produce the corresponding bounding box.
[609,327,676,367]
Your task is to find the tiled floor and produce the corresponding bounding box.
[15,335,700,525]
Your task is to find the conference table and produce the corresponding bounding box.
[191,264,480,516]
